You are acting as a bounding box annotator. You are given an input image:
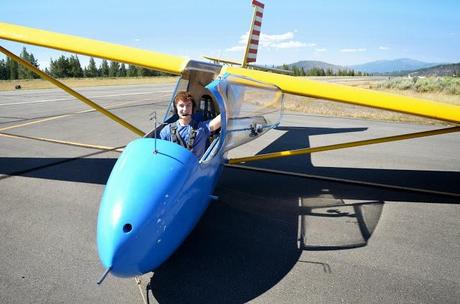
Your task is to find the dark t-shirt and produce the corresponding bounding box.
[160,120,211,158]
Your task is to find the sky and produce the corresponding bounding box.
[1,0,459,69]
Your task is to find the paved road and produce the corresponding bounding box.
[1,84,459,303]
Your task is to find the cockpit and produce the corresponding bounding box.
[145,60,284,164]
[145,61,222,163]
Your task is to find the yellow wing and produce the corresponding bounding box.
[2,22,460,124]
[0,22,188,75]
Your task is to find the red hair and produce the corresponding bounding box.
[174,91,195,113]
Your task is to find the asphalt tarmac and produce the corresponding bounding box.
[1,84,459,303]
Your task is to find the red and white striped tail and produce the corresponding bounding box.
[244,0,264,65]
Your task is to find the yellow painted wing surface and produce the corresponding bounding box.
[2,22,459,124]
[0,22,188,75]
[224,66,460,124]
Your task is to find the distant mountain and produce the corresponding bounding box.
[282,58,454,76]
[408,63,460,77]
[286,60,344,72]
[349,58,439,74]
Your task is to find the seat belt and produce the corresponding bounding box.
[170,121,198,151]
[187,120,198,150]
[170,122,187,148]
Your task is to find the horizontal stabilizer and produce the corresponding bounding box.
[203,56,242,66]
[203,55,292,75]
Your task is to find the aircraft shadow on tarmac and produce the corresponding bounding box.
[0,116,29,124]
[1,126,458,304]
[1,126,457,197]
[0,149,117,184]
[147,169,385,304]
[146,126,459,304]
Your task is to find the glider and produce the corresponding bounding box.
[0,0,459,284]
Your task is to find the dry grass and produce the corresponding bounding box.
[370,77,460,95]
[0,76,178,91]
[284,95,445,125]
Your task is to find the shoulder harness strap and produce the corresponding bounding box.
[187,120,198,150]
[170,122,187,148]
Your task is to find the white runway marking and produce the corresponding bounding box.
[0,90,172,106]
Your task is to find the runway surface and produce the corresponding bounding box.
[1,84,459,303]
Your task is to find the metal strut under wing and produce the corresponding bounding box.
[227,126,460,164]
[0,46,145,136]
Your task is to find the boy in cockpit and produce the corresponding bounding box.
[160,91,221,158]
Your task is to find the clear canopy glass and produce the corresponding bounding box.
[216,74,284,151]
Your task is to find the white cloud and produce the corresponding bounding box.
[340,48,367,53]
[271,41,307,49]
[236,33,250,45]
[260,32,295,46]
[379,46,390,50]
[315,48,327,52]
[226,31,311,51]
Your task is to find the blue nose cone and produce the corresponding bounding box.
[97,138,211,277]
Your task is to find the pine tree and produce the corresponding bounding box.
[49,55,73,78]
[6,57,18,79]
[118,63,127,77]
[0,59,8,80]
[68,55,83,77]
[48,58,57,77]
[306,68,316,76]
[28,53,40,79]
[18,47,39,79]
[127,65,137,77]
[151,69,161,76]
[109,61,120,77]
[292,66,299,76]
[18,48,29,79]
[85,57,98,77]
[50,55,76,78]
[299,67,306,76]
[100,60,109,77]
[137,67,150,77]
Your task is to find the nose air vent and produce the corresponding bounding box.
[123,223,133,233]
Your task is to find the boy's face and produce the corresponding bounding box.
[176,99,193,119]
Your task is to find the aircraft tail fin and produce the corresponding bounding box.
[242,0,265,67]
[203,1,292,74]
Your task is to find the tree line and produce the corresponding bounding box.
[0,48,40,80]
[280,64,370,77]
[0,47,170,80]
[1,47,372,80]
